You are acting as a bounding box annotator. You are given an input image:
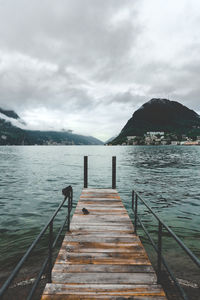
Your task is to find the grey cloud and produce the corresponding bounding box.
[0,55,94,112]
[0,0,139,70]
[0,0,141,111]
[107,91,146,107]
[0,0,200,139]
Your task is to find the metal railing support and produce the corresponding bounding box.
[47,220,53,283]
[134,194,138,234]
[132,190,134,210]
[112,156,116,189]
[70,189,73,212]
[0,185,73,300]
[84,156,88,188]
[131,188,200,300]
[67,193,71,231]
[157,221,162,283]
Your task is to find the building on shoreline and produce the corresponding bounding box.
[123,132,200,146]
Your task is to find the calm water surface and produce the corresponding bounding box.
[0,145,199,282]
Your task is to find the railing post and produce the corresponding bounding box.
[157,221,163,283]
[132,190,134,211]
[70,188,73,212]
[112,156,116,189]
[67,194,71,231]
[84,156,88,188]
[134,194,138,234]
[48,221,53,283]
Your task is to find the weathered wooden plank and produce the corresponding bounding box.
[58,252,149,261]
[75,205,126,210]
[57,251,149,261]
[71,216,131,223]
[76,199,124,207]
[64,236,139,241]
[60,246,144,254]
[55,257,151,266]
[80,196,121,199]
[72,214,132,224]
[41,296,166,300]
[61,241,144,252]
[75,210,128,215]
[80,190,120,198]
[79,197,121,204]
[71,220,132,225]
[82,188,118,193]
[52,264,154,273]
[70,224,134,231]
[52,272,157,284]
[79,199,121,203]
[61,240,143,247]
[80,193,120,197]
[71,218,132,224]
[73,211,130,217]
[70,223,133,228]
[76,204,124,208]
[70,219,132,225]
[76,211,127,217]
[64,232,135,237]
[64,236,139,243]
[42,283,166,296]
[66,229,135,235]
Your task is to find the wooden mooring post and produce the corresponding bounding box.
[84,156,117,189]
[112,156,116,189]
[84,156,88,188]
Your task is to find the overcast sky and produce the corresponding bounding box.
[0,0,200,141]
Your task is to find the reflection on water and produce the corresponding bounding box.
[0,145,199,276]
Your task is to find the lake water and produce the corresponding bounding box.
[0,145,200,285]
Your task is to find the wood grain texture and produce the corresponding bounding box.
[42,283,166,294]
[41,284,166,299]
[51,272,157,284]
[70,225,134,231]
[52,264,154,273]
[41,188,166,300]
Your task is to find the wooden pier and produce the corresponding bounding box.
[41,188,166,299]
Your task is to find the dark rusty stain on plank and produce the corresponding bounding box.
[41,188,167,299]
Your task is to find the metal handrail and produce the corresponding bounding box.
[0,185,73,300]
[132,189,200,300]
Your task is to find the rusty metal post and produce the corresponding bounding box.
[112,156,116,189]
[67,194,71,231]
[47,221,53,283]
[84,156,88,188]
[134,194,138,234]
[132,190,135,211]
[157,221,163,283]
[70,188,73,212]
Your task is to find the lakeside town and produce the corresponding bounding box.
[113,131,200,146]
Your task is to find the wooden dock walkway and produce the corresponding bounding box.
[41,188,167,299]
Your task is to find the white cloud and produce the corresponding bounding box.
[0,112,26,129]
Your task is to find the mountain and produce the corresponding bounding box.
[0,108,20,119]
[104,135,117,144]
[0,108,103,145]
[111,98,200,144]
[23,130,103,145]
